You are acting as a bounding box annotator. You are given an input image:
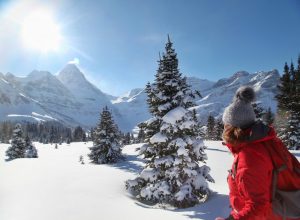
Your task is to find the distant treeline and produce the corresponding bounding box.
[0,120,139,145]
[0,121,73,144]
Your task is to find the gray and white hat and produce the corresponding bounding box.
[222,86,256,129]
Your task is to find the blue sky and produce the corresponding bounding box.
[0,0,300,96]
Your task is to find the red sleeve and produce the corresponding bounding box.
[231,146,273,220]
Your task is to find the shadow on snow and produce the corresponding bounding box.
[109,154,145,174]
[206,147,229,153]
[173,192,230,219]
[130,192,230,220]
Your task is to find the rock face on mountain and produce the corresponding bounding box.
[0,65,280,131]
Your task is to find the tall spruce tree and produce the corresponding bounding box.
[289,60,300,149]
[126,36,213,208]
[5,123,26,160]
[276,63,291,110]
[88,106,122,164]
[276,60,300,149]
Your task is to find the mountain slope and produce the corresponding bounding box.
[56,64,126,129]
[112,88,150,131]
[0,72,51,123]
[113,70,280,128]
[194,69,280,124]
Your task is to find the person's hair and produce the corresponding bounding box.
[222,124,248,145]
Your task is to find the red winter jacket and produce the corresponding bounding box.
[225,122,290,220]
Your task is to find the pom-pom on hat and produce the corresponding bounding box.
[222,86,256,129]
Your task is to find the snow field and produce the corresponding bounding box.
[1,141,298,220]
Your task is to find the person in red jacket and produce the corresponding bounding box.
[215,86,284,220]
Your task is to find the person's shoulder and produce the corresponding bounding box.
[239,142,271,165]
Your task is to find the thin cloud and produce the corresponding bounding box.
[68,57,80,65]
[141,33,166,44]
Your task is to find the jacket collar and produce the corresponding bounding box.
[225,121,276,154]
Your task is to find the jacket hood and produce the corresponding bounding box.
[225,120,276,153]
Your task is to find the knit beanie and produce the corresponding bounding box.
[222,86,256,129]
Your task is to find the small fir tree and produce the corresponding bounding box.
[214,119,224,141]
[123,132,131,145]
[262,107,274,126]
[206,115,216,140]
[88,106,122,164]
[252,102,265,119]
[73,126,86,142]
[5,124,26,160]
[137,127,146,143]
[79,155,85,164]
[24,136,38,158]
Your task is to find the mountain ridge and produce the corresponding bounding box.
[0,64,280,131]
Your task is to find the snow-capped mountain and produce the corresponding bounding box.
[187,77,215,96]
[56,64,125,128]
[193,69,280,124]
[110,78,217,131]
[0,65,280,131]
[0,72,51,123]
[113,70,280,128]
[0,64,126,130]
[112,88,149,132]
[112,88,144,104]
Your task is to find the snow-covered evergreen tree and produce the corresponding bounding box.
[252,102,265,119]
[73,126,86,142]
[126,36,213,208]
[206,115,216,140]
[5,123,26,161]
[24,136,38,158]
[137,127,146,143]
[88,106,122,164]
[276,60,300,149]
[214,119,224,141]
[79,155,85,164]
[262,107,274,126]
[122,132,131,145]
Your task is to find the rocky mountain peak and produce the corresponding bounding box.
[57,64,86,83]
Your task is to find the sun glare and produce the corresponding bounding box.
[21,10,62,53]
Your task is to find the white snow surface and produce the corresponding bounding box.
[162,107,188,124]
[150,132,168,143]
[0,141,299,220]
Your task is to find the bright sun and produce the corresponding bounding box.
[21,10,62,53]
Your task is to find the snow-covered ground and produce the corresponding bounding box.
[0,141,299,220]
